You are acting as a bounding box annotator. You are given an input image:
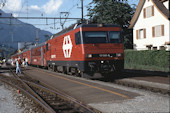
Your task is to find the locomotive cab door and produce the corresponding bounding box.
[41,46,44,66]
[45,42,51,66]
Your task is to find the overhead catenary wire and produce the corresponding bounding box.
[0,16,81,20]
[0,19,76,26]
[0,0,84,32]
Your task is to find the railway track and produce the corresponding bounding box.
[0,66,101,113]
[0,73,53,113]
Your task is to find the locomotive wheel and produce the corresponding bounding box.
[66,67,71,75]
[80,72,84,77]
[80,72,89,78]
[52,65,56,72]
[63,66,68,74]
[74,69,81,77]
[48,65,51,70]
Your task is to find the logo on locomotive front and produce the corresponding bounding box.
[62,35,73,58]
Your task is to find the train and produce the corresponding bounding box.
[11,24,124,78]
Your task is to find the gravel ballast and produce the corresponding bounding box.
[0,81,43,113]
[0,83,24,113]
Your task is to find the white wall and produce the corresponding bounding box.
[133,0,169,50]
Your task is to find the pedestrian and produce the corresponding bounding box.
[11,59,14,66]
[22,58,25,67]
[16,59,21,74]
[25,58,28,67]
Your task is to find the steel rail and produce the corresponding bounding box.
[8,67,56,113]
[22,71,101,113]
[23,80,101,113]
[8,66,101,112]
[40,81,101,113]
[0,76,53,113]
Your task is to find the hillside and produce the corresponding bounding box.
[0,9,52,49]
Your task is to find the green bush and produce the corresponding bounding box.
[124,50,170,72]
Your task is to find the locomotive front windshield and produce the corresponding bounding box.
[82,31,121,44]
[84,31,107,44]
[109,31,121,43]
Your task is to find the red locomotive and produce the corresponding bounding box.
[11,24,124,78]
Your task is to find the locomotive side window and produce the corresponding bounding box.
[83,31,107,44]
[109,31,121,43]
[75,32,81,45]
[32,48,41,56]
[46,43,49,51]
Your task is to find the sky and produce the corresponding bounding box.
[0,0,139,34]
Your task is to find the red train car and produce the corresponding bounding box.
[30,43,45,66]
[11,54,19,63]
[22,49,31,64]
[11,24,124,78]
[45,24,124,77]
[11,52,22,61]
[11,49,29,64]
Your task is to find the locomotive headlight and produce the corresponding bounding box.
[116,53,122,57]
[86,54,92,58]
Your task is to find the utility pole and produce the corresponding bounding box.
[60,12,69,30]
[81,0,84,22]
[35,29,39,45]
[9,31,13,48]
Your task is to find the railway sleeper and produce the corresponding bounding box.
[43,97,56,101]
[58,107,74,112]
[50,102,61,106]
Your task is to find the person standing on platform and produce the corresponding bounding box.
[22,58,25,67]
[25,58,28,67]
[16,59,21,74]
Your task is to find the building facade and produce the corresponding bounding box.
[129,0,169,50]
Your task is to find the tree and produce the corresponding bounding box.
[87,0,136,49]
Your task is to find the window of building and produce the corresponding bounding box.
[152,47,157,50]
[143,6,154,18]
[152,25,164,37]
[139,29,144,39]
[136,28,146,39]
[160,46,166,50]
[146,45,152,50]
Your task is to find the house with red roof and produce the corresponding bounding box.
[129,0,169,50]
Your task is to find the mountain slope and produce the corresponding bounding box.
[0,9,52,49]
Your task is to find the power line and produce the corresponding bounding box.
[60,12,69,29]
[0,19,76,26]
[0,41,34,44]
[0,16,81,20]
